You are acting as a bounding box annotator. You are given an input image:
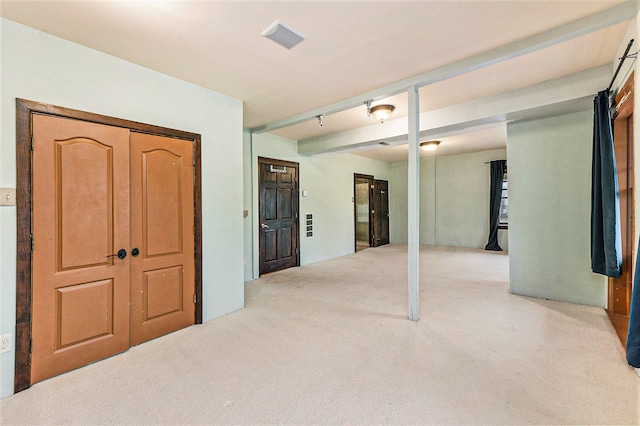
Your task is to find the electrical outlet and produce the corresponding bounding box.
[0,334,12,354]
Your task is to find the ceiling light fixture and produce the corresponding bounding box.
[364,100,395,123]
[420,140,441,152]
[370,105,395,123]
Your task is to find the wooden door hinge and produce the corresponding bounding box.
[194,294,197,304]
[31,234,34,251]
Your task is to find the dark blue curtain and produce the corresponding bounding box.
[627,239,640,367]
[485,160,506,251]
[591,90,622,277]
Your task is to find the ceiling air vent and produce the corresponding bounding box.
[261,20,306,50]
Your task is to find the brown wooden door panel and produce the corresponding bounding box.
[259,159,299,274]
[129,132,195,346]
[279,228,293,258]
[31,114,131,384]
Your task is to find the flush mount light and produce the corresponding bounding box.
[365,101,395,123]
[261,19,306,49]
[420,140,441,152]
[370,105,395,123]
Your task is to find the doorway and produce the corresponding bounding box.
[15,99,203,392]
[354,174,373,251]
[607,72,635,347]
[354,174,389,251]
[258,157,300,275]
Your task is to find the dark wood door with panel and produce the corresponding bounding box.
[259,157,299,275]
[373,179,390,247]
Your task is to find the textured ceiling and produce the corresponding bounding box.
[1,1,632,159]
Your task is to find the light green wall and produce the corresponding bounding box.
[0,19,245,398]
[243,129,254,281]
[244,133,390,281]
[389,162,409,244]
[507,110,606,306]
[389,149,508,250]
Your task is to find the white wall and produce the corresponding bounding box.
[390,149,508,250]
[0,19,245,398]
[507,110,606,307]
[244,133,390,280]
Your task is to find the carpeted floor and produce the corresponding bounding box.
[1,244,638,424]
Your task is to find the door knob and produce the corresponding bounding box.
[261,223,269,229]
[107,249,127,259]
[131,248,140,257]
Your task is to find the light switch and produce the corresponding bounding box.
[0,188,16,206]
[302,190,308,197]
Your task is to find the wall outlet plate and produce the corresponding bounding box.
[0,188,16,206]
[0,333,11,354]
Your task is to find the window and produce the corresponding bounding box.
[498,172,508,229]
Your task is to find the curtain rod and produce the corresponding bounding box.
[484,160,507,164]
[607,39,636,92]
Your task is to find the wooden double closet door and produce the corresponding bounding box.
[28,112,197,384]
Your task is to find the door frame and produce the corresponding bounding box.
[607,73,635,346]
[14,99,203,392]
[354,173,374,251]
[257,157,300,275]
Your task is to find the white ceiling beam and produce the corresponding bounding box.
[250,1,638,135]
[298,64,610,156]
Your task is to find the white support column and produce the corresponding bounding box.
[408,86,420,321]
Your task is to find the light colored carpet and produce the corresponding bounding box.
[1,244,638,425]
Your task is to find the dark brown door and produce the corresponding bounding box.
[129,132,195,346]
[31,115,131,383]
[373,180,390,247]
[259,157,299,275]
